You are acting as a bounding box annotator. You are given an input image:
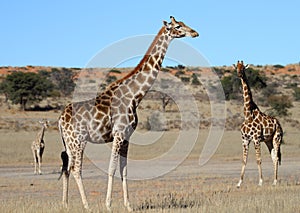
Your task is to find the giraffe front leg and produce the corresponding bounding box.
[37,150,42,175]
[237,141,249,188]
[106,147,119,211]
[106,132,122,211]
[32,149,37,174]
[120,140,132,212]
[254,142,263,186]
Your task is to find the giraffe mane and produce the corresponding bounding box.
[115,26,166,84]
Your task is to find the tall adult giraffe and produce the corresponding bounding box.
[234,60,283,188]
[58,16,198,211]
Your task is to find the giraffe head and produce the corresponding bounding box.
[233,60,249,78]
[39,119,49,129]
[163,16,199,38]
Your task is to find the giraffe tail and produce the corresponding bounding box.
[58,123,69,180]
[58,151,69,180]
[278,146,281,166]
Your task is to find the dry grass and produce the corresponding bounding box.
[1,173,300,213]
[1,125,300,212]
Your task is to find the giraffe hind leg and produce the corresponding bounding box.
[119,140,132,212]
[36,150,42,175]
[37,147,44,175]
[71,148,90,211]
[59,151,71,209]
[237,140,250,188]
[271,128,282,186]
[254,142,263,186]
[58,151,69,180]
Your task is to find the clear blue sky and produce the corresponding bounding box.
[1,0,299,67]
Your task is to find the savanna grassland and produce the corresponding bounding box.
[0,109,300,212]
[1,64,300,212]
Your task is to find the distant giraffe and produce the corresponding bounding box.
[58,16,198,211]
[31,119,49,175]
[234,60,283,187]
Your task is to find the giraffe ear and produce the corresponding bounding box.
[245,64,249,69]
[163,20,171,30]
[233,64,237,69]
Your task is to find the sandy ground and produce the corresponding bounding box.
[1,155,300,200]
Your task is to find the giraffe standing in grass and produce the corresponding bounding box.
[234,60,283,187]
[58,16,198,211]
[31,119,49,175]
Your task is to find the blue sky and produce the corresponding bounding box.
[1,0,299,67]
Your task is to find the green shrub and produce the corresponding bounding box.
[268,95,293,117]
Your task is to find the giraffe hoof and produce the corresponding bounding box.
[125,203,133,212]
[106,203,112,212]
[236,180,242,188]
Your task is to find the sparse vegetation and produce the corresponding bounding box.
[273,64,285,69]
[108,69,122,74]
[268,95,293,117]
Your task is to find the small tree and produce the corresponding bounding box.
[0,72,54,110]
[156,78,174,112]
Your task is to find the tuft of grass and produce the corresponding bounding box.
[135,192,200,211]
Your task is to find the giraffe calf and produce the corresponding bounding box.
[31,119,49,175]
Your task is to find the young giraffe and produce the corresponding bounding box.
[58,16,198,211]
[31,119,49,175]
[234,60,283,187]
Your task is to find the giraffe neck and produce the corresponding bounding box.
[240,76,258,120]
[115,26,172,105]
[37,126,45,143]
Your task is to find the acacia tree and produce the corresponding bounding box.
[0,71,54,110]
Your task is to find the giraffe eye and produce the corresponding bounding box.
[175,25,181,29]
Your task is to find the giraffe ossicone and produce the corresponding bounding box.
[58,16,198,211]
[234,60,283,188]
